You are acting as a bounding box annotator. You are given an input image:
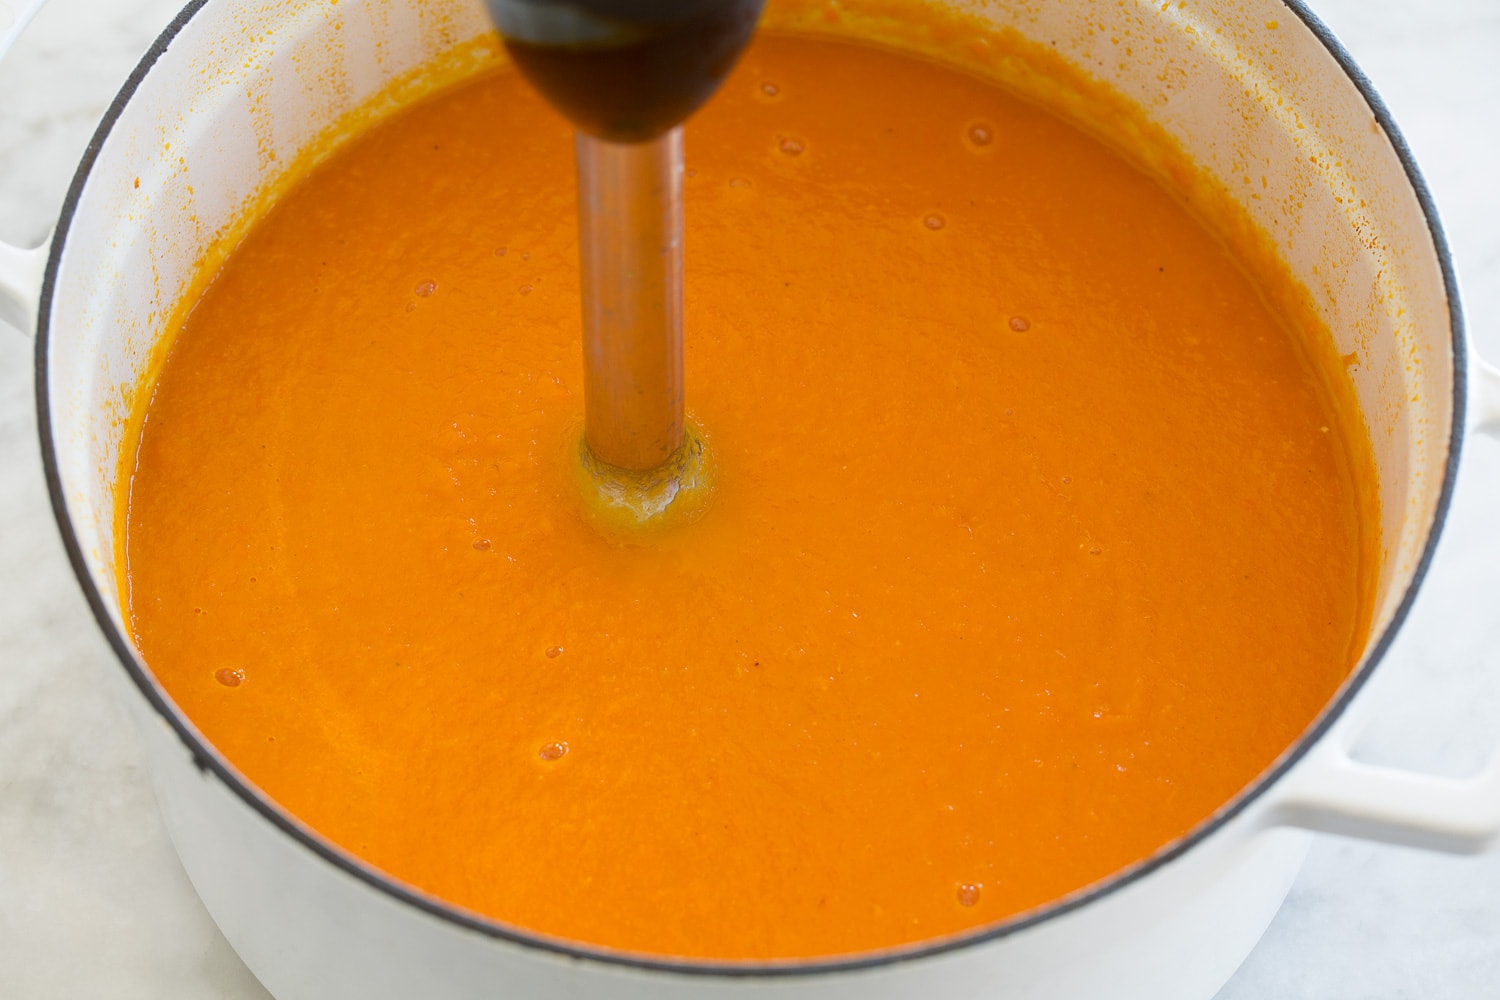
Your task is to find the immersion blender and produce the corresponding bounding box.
[481,0,765,479]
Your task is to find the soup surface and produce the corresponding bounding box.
[120,29,1374,959]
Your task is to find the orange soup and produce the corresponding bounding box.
[118,24,1375,960]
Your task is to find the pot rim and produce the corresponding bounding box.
[32,0,1469,979]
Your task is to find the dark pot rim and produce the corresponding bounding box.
[33,0,1467,980]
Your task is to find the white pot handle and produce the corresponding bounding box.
[0,0,53,335]
[0,240,50,335]
[1273,350,1500,854]
[1479,354,1500,436]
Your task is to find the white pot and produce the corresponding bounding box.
[3,1,1498,997]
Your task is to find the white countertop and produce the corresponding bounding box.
[1,1,1497,996]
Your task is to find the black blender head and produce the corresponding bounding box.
[483,0,766,141]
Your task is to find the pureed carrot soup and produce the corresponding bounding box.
[117,2,1377,962]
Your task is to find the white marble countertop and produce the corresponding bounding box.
[1,1,1497,997]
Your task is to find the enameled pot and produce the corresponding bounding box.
[3,1,1499,997]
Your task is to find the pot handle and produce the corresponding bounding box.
[1273,351,1500,854]
[0,0,53,334]
[0,240,50,336]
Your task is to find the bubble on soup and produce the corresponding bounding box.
[956,882,982,907]
[215,667,246,688]
[415,280,436,297]
[539,741,569,762]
